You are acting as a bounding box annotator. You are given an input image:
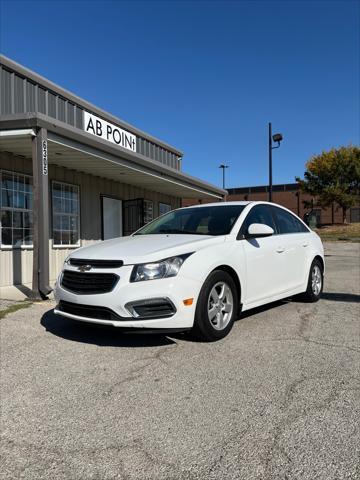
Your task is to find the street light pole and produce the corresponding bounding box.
[219,164,229,189]
[268,122,283,202]
[268,122,273,202]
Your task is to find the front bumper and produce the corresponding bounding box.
[53,265,202,329]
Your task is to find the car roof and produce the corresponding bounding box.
[180,201,302,209]
[181,201,251,209]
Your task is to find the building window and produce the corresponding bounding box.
[0,171,33,247]
[143,199,153,224]
[52,181,80,246]
[350,207,360,223]
[311,209,322,228]
[159,202,171,216]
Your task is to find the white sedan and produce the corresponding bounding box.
[54,202,324,341]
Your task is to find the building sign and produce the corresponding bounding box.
[83,111,137,153]
[42,140,48,175]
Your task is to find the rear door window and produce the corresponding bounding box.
[271,206,309,234]
[292,216,310,233]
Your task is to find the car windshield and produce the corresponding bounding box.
[134,205,246,236]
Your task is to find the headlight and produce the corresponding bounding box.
[130,254,193,282]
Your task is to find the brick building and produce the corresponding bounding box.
[183,183,360,225]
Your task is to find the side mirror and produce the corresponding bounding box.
[246,223,274,238]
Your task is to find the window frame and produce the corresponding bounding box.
[143,199,154,225]
[0,169,34,249]
[158,202,172,217]
[51,180,81,249]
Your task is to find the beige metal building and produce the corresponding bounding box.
[0,55,225,299]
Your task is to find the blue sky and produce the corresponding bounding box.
[0,0,359,189]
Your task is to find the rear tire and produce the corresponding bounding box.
[300,258,323,302]
[192,270,238,342]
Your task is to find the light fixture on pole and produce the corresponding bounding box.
[219,164,229,190]
[268,123,283,202]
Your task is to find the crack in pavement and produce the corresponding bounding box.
[241,335,360,354]
[205,401,274,477]
[2,435,175,476]
[262,375,353,478]
[102,346,175,397]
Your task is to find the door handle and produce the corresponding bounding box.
[276,246,285,253]
[302,242,309,247]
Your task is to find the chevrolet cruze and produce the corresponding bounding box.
[54,202,324,341]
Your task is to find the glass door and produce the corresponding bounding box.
[101,196,123,240]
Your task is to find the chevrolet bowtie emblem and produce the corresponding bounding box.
[78,264,92,272]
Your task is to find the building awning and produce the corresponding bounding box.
[0,124,225,200]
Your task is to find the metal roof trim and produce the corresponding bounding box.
[0,54,183,156]
[0,115,226,198]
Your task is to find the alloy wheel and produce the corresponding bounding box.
[207,281,234,330]
[311,264,322,295]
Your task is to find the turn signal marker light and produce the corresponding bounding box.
[183,298,194,306]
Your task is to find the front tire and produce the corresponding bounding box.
[192,270,238,342]
[300,258,324,302]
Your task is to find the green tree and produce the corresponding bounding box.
[297,145,360,223]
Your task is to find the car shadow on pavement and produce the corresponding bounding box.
[40,309,177,347]
[172,300,291,343]
[320,292,360,303]
[238,299,291,319]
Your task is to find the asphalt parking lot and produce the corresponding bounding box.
[1,242,359,480]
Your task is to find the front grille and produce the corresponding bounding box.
[58,301,123,321]
[126,298,176,319]
[69,258,123,269]
[61,270,119,294]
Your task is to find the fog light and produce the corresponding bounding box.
[125,298,176,319]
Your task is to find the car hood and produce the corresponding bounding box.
[70,234,226,265]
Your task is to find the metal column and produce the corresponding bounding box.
[268,122,273,203]
[31,128,51,299]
